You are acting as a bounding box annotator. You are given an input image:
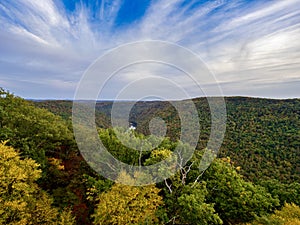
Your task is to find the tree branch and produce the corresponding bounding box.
[164,179,172,193]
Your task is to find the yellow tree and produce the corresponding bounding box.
[248,203,300,225]
[0,142,75,225]
[92,171,163,225]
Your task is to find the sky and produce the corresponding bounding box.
[0,0,300,99]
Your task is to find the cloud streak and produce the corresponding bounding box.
[0,0,299,99]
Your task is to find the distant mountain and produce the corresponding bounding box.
[33,100,110,129]
[33,97,300,183]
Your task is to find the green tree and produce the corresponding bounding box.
[149,149,222,224]
[176,183,222,225]
[0,88,82,216]
[203,158,279,224]
[0,88,74,168]
[259,179,300,207]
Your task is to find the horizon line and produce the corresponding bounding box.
[27,95,300,102]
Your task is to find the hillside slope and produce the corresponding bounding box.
[34,97,300,183]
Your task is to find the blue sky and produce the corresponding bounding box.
[0,0,299,99]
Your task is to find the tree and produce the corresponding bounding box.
[0,142,75,225]
[92,171,163,225]
[0,88,74,168]
[249,203,300,225]
[202,158,279,224]
[149,149,222,224]
[176,183,222,225]
[259,179,300,207]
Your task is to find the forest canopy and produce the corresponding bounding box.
[1,88,299,224]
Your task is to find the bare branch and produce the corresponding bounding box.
[192,170,205,187]
[164,216,177,225]
[164,179,172,194]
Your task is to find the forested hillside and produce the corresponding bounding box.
[35,97,300,183]
[1,88,299,224]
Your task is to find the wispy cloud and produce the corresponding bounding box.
[0,0,299,99]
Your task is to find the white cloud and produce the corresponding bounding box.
[0,0,300,99]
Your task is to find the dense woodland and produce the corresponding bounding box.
[1,87,300,224]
